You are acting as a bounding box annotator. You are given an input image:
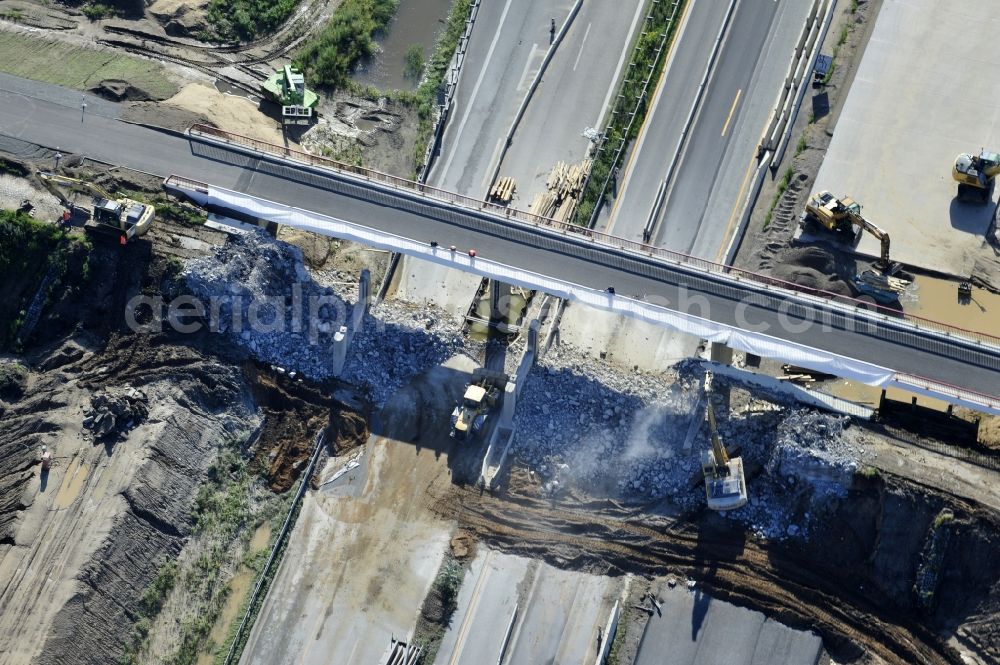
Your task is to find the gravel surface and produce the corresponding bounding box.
[515,346,866,540]
[185,230,481,404]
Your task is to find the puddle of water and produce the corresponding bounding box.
[196,523,272,665]
[904,274,1000,338]
[351,0,455,92]
[53,455,88,509]
[249,523,272,553]
[198,565,257,665]
[355,117,381,132]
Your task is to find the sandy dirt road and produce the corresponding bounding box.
[240,355,484,664]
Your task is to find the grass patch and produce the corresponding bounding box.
[404,44,425,80]
[850,0,858,13]
[573,0,689,225]
[0,209,76,349]
[857,465,879,479]
[122,435,293,665]
[0,360,28,400]
[295,0,398,89]
[0,157,29,178]
[82,2,116,20]
[206,0,300,42]
[413,554,466,664]
[837,23,850,46]
[795,134,807,156]
[762,166,794,231]
[0,31,177,99]
[605,610,627,665]
[1,7,24,22]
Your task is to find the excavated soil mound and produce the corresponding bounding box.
[245,364,368,492]
[772,245,855,295]
[89,79,153,102]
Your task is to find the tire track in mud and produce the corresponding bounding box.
[429,478,957,665]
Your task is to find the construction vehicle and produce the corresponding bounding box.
[450,368,508,440]
[37,172,154,242]
[801,191,912,303]
[702,398,747,511]
[952,149,1000,203]
[260,65,319,122]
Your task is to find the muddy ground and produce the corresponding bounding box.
[0,158,366,664]
[429,461,1000,665]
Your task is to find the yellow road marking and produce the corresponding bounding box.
[605,0,693,233]
[720,88,742,137]
[715,155,757,263]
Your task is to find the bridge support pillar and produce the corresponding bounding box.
[709,343,734,412]
[354,269,371,329]
[489,279,503,326]
[332,325,349,375]
[710,343,733,365]
[526,319,540,360]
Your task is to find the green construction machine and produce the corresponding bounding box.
[260,65,319,123]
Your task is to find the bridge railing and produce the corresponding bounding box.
[186,124,1000,351]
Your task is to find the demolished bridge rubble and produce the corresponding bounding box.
[183,230,480,404]
[513,348,867,540]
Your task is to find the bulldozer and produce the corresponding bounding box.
[450,368,507,441]
[702,398,747,511]
[37,172,154,243]
[952,149,1000,203]
[800,191,912,303]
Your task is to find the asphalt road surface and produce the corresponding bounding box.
[435,550,619,665]
[634,585,824,665]
[607,0,813,262]
[428,0,573,195]
[0,78,997,401]
[494,0,646,206]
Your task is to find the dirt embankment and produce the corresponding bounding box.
[430,464,1000,665]
[0,162,366,663]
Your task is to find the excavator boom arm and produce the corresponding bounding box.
[847,209,891,265]
[37,172,114,202]
[706,402,729,466]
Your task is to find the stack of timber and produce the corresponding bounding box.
[490,177,517,204]
[530,158,592,222]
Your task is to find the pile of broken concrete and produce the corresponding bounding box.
[83,386,149,439]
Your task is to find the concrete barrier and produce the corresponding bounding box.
[480,320,540,488]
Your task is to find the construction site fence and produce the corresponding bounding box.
[184,124,1000,352]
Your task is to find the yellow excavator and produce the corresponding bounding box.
[953,149,1000,203]
[801,191,894,268]
[800,191,913,303]
[37,172,155,243]
[702,398,747,511]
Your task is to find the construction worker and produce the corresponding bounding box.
[550,18,556,44]
[40,445,51,471]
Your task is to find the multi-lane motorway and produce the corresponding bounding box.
[606,0,812,262]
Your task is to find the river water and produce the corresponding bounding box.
[352,0,455,91]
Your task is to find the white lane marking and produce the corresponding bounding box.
[573,22,592,71]
[437,0,516,180]
[516,44,543,92]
